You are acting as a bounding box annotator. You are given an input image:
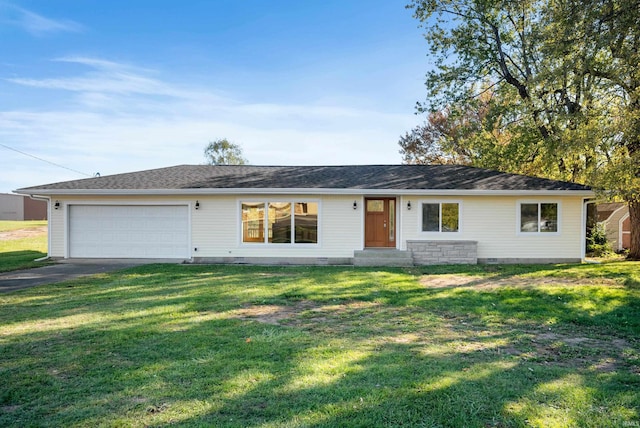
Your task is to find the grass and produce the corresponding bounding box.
[1,263,639,427]
[0,221,48,272]
[0,221,48,232]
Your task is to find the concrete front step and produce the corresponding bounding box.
[353,249,414,267]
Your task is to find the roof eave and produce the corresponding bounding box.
[14,187,595,197]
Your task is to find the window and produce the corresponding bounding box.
[294,203,318,243]
[367,200,384,212]
[241,202,265,242]
[519,202,559,233]
[269,202,291,243]
[421,202,460,232]
[242,201,318,244]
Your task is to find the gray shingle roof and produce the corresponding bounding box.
[15,164,592,193]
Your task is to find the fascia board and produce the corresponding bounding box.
[14,187,595,197]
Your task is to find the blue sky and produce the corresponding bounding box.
[0,0,429,193]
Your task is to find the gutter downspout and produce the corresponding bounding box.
[28,195,51,261]
[582,198,597,262]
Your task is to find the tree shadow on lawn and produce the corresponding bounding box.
[184,340,637,427]
[1,265,639,427]
[384,285,640,338]
[418,261,640,287]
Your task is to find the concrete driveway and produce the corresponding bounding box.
[0,259,176,293]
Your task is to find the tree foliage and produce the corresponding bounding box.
[399,106,477,165]
[204,139,248,165]
[404,0,640,258]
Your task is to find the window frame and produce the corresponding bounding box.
[516,200,561,236]
[418,200,463,234]
[239,199,320,246]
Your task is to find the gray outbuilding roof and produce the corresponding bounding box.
[15,164,592,194]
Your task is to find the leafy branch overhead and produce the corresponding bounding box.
[404,0,640,259]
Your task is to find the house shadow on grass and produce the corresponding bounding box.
[0,250,48,273]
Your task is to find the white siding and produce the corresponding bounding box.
[401,195,584,259]
[49,199,65,257]
[47,194,585,261]
[48,194,363,259]
[191,194,362,258]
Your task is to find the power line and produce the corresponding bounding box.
[0,143,91,177]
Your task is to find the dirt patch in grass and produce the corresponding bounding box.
[231,301,322,325]
[231,300,382,326]
[0,226,47,241]
[513,330,638,373]
[420,274,486,288]
[420,274,621,289]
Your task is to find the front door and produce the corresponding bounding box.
[365,198,396,248]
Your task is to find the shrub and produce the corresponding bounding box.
[586,222,614,257]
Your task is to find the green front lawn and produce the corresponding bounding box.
[1,263,639,427]
[0,221,48,272]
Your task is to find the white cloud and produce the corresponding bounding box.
[0,3,83,36]
[0,57,413,192]
[56,57,134,70]
[9,58,179,96]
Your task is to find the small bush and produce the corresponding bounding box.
[586,222,614,257]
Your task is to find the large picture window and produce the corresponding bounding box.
[519,202,559,233]
[421,202,460,233]
[242,201,318,244]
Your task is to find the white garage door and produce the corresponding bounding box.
[69,205,189,258]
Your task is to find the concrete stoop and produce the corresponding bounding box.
[353,249,414,267]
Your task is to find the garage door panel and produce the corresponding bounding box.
[69,205,189,258]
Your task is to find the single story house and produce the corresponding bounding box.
[597,202,631,251]
[15,164,594,265]
[0,193,47,221]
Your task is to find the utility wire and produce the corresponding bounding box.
[0,142,92,177]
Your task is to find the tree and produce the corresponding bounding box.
[204,139,248,165]
[554,0,640,258]
[400,88,549,176]
[405,0,640,259]
[399,109,474,166]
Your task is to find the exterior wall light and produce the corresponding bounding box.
[353,201,358,210]
[407,201,412,210]
[195,201,200,210]
[54,200,61,210]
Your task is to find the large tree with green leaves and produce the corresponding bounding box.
[204,139,248,165]
[405,0,640,259]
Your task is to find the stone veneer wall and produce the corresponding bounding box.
[407,240,478,265]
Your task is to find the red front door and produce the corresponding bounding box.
[365,198,396,248]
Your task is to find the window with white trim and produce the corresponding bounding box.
[519,202,559,233]
[421,202,460,232]
[241,201,318,244]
